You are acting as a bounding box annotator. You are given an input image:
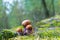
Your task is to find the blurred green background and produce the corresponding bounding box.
[0,0,59,30]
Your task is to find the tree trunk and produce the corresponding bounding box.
[52,0,55,16]
[41,0,49,18]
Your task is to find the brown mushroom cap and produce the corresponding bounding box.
[22,20,31,27]
[16,28,22,32]
[26,25,32,30]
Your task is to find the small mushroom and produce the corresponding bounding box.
[22,20,31,27]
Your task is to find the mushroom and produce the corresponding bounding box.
[22,20,31,27]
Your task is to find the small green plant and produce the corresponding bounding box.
[36,18,60,28]
[38,29,60,38]
[36,21,50,28]
[0,32,3,40]
[1,29,18,40]
[56,22,60,27]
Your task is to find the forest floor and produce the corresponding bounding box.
[8,15,60,40]
[8,27,60,40]
[1,15,60,40]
